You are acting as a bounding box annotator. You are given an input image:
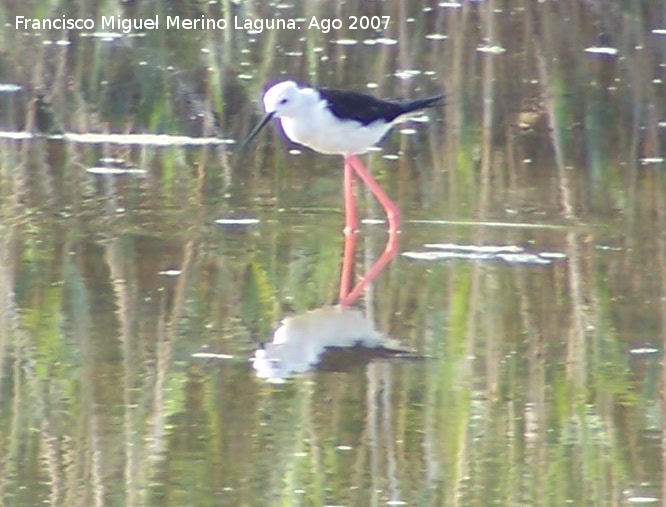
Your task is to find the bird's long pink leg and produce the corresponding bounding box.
[339,156,358,302]
[347,154,401,232]
[338,155,401,306]
[338,223,357,303]
[339,231,399,307]
[343,156,358,234]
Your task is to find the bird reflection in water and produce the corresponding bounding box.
[252,229,405,381]
[252,305,412,381]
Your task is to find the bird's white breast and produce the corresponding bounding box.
[279,102,392,155]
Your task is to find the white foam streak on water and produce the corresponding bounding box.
[403,243,566,265]
[0,131,236,146]
[0,84,23,92]
[65,133,235,145]
[584,46,619,56]
[215,218,260,226]
[86,167,147,175]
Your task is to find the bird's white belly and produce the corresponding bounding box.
[280,110,391,155]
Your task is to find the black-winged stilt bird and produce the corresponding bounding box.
[242,81,444,233]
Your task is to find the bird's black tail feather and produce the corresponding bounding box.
[402,94,445,114]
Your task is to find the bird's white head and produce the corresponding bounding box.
[241,80,316,149]
[263,81,311,118]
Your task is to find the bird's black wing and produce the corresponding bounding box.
[319,88,444,126]
[318,88,406,125]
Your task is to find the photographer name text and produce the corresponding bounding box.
[15,15,391,34]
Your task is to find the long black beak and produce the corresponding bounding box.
[240,111,276,149]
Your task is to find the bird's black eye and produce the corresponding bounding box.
[279,98,288,105]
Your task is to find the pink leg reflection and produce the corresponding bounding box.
[339,231,399,307]
[339,225,357,303]
[338,154,400,307]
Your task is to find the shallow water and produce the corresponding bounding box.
[1,1,665,506]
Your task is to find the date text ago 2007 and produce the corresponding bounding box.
[308,16,391,33]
